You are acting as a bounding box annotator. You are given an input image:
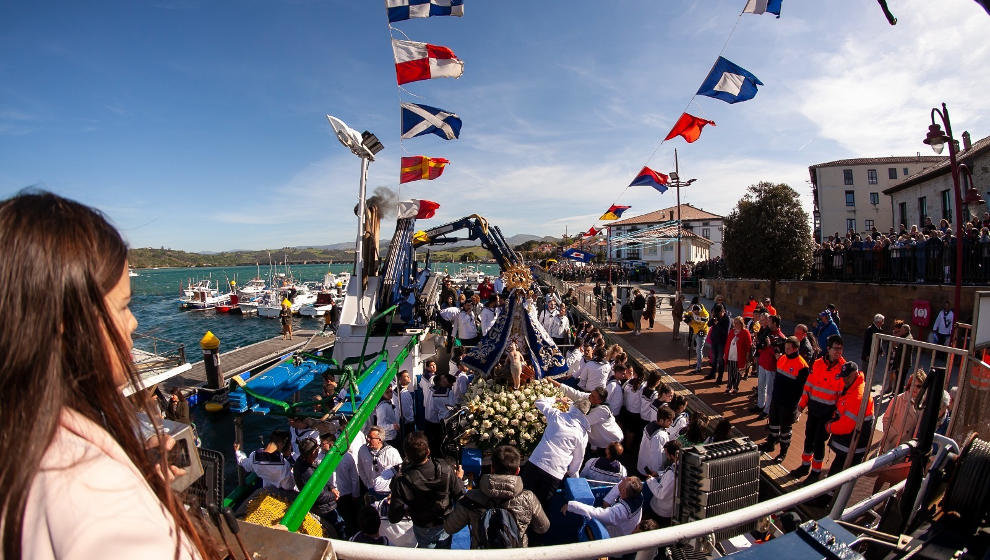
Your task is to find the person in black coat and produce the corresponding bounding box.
[706,304,730,385]
[862,313,885,363]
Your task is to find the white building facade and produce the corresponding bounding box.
[605,204,722,266]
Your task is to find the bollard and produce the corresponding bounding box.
[201,331,223,390]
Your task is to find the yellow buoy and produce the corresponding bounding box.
[199,331,220,350]
[204,401,225,413]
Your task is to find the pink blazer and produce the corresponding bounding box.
[21,408,197,559]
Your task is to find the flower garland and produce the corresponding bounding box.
[460,377,566,454]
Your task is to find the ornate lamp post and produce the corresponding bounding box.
[669,148,696,298]
[922,103,985,314]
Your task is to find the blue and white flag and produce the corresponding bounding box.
[400,102,462,140]
[696,57,763,104]
[742,0,782,17]
[562,248,594,263]
[387,0,464,23]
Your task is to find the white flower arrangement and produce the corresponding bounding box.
[461,377,564,454]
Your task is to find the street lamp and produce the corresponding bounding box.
[669,148,697,299]
[327,115,384,324]
[960,164,987,220]
[922,102,973,315]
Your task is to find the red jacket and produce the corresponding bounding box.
[828,373,874,436]
[724,328,753,363]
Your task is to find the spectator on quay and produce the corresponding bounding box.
[358,426,403,494]
[631,289,646,335]
[741,295,759,327]
[521,395,590,507]
[814,311,840,354]
[638,406,675,477]
[564,476,644,538]
[825,303,841,328]
[388,432,465,549]
[683,304,710,373]
[645,440,681,527]
[671,294,685,342]
[795,323,819,364]
[234,430,295,490]
[929,300,954,345]
[706,304,730,384]
[755,315,785,418]
[645,289,658,330]
[723,317,752,394]
[795,334,846,483]
[862,313,885,364]
[827,362,875,476]
[886,320,914,395]
[581,442,628,483]
[444,445,549,548]
[762,297,778,317]
[878,369,926,453]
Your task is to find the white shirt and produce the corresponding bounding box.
[549,314,570,338]
[373,400,399,442]
[480,306,499,335]
[728,335,739,362]
[452,371,470,402]
[398,387,416,424]
[566,349,584,379]
[332,449,361,496]
[428,386,457,423]
[289,426,321,460]
[646,465,677,517]
[580,457,628,484]
[235,449,295,491]
[578,360,611,392]
[933,309,954,335]
[439,306,460,322]
[638,422,670,477]
[638,389,658,422]
[419,372,435,422]
[605,377,624,413]
[357,444,402,490]
[622,382,643,414]
[494,277,505,293]
[452,310,479,340]
[668,411,689,440]
[566,484,642,538]
[528,397,590,480]
[559,384,623,450]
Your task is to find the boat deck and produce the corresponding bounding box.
[164,330,334,391]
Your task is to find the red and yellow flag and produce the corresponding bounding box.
[400,156,450,184]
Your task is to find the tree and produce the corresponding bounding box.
[459,250,477,263]
[722,181,813,301]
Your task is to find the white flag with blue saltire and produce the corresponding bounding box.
[742,0,782,17]
[400,102,462,140]
[387,0,464,23]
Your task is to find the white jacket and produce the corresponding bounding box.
[236,448,295,491]
[622,382,644,414]
[480,306,499,335]
[398,388,416,424]
[357,444,402,490]
[646,465,677,517]
[559,384,623,450]
[637,422,670,477]
[605,378,624,415]
[566,349,584,379]
[23,408,198,560]
[528,397,590,480]
[668,411,689,440]
[578,360,611,392]
[566,484,642,538]
[373,400,399,441]
[452,310,479,340]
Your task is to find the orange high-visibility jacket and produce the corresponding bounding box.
[798,356,846,412]
[828,372,875,436]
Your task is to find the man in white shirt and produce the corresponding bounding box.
[357,426,403,495]
[638,407,674,477]
[929,300,954,345]
[395,369,417,443]
[521,396,591,508]
[425,372,457,457]
[419,360,438,429]
[554,381,623,454]
[565,476,644,538]
[234,430,295,490]
[452,301,480,346]
[479,296,500,335]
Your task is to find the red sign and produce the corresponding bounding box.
[912,300,931,327]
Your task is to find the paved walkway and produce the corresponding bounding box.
[568,281,878,493]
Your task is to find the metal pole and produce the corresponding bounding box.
[355,157,370,324]
[934,103,963,314]
[675,148,682,298]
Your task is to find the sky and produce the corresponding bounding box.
[2,0,989,252]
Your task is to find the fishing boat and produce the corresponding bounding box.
[178,279,232,310]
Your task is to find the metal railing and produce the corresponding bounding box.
[131,332,186,371]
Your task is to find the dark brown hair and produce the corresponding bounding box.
[0,192,211,559]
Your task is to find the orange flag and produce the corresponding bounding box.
[665,113,716,143]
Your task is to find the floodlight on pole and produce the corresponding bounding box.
[326,114,384,324]
[669,148,697,299]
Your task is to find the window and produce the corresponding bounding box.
[662,244,673,252]
[941,189,952,221]
[918,196,927,224]
[843,169,854,185]
[888,168,898,180]
[870,192,880,205]
[646,245,657,256]
[867,169,878,184]
[846,218,856,232]
[615,249,622,259]
[903,167,909,176]
[899,202,908,228]
[702,228,711,239]
[865,219,875,230]
[845,190,855,206]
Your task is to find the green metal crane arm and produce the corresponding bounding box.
[280,332,420,532]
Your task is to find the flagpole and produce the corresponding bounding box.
[675,148,681,299]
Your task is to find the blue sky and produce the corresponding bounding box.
[2,0,988,251]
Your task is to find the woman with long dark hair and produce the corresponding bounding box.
[0,192,212,559]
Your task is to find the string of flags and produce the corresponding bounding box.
[385,0,465,195]
[580,0,782,241]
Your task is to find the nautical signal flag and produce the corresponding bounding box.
[582,226,601,237]
[629,166,669,193]
[400,102,462,140]
[562,248,594,263]
[742,0,782,17]
[665,113,716,144]
[387,0,464,22]
[398,199,441,219]
[400,156,449,184]
[392,39,464,85]
[697,57,763,104]
[599,205,630,221]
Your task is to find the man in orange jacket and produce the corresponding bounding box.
[794,334,845,482]
[827,361,875,476]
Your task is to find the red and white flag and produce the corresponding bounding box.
[392,39,464,85]
[397,199,441,219]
